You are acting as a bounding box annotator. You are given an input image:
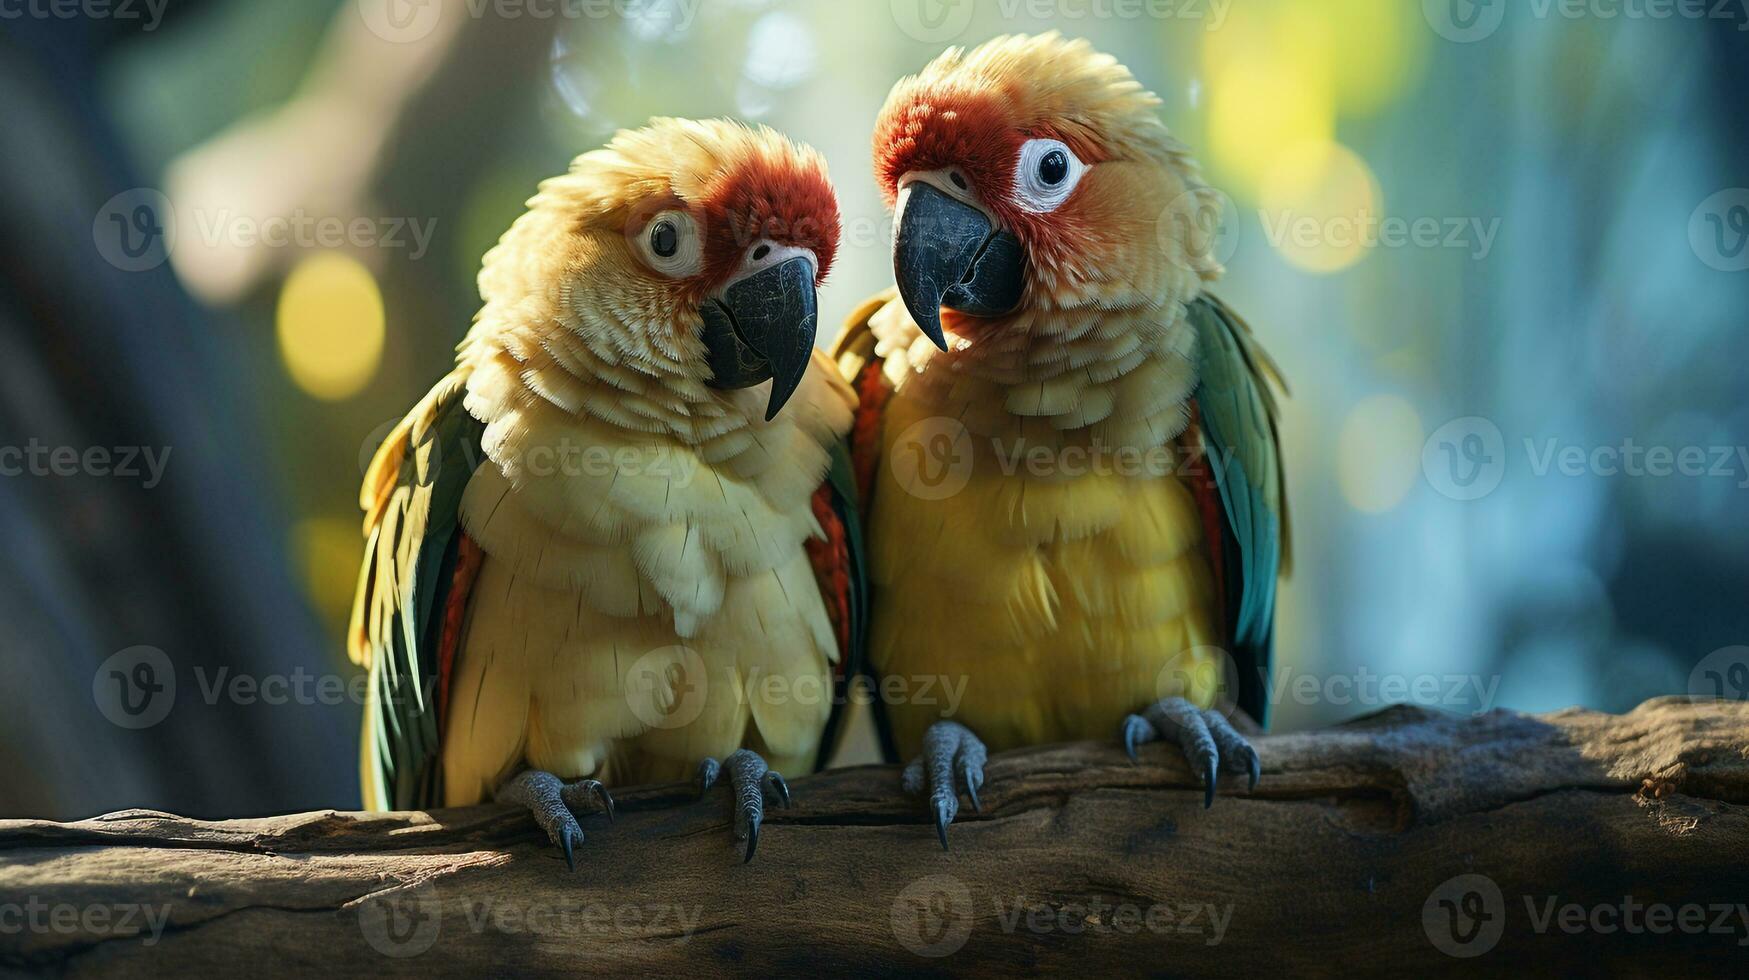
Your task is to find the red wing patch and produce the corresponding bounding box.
[804,482,852,675]
[850,362,891,512]
[1183,409,1228,637]
[436,532,485,737]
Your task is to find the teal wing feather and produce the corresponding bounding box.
[350,373,486,810]
[1187,294,1290,727]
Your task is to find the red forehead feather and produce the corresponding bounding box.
[699,153,839,287]
[872,83,1107,246]
[873,87,1018,211]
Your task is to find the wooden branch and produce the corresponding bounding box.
[1,698,1744,977]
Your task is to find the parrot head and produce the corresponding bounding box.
[873,32,1218,349]
[482,117,840,420]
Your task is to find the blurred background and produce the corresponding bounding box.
[2,0,1746,820]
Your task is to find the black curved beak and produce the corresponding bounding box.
[893,181,1025,351]
[699,255,818,421]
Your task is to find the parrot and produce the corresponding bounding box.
[830,33,1290,847]
[347,118,866,865]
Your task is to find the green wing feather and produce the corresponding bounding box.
[1187,294,1289,727]
[350,374,486,810]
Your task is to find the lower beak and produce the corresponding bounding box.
[699,255,818,421]
[893,181,1025,350]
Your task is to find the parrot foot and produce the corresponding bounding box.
[1121,698,1260,808]
[902,720,987,851]
[495,770,616,872]
[697,749,790,864]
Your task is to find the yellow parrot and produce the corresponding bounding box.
[349,118,865,864]
[831,34,1290,846]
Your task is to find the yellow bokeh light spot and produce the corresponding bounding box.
[291,516,364,632]
[1258,141,1384,275]
[277,253,385,400]
[1338,395,1425,514]
[1309,0,1428,117]
[1203,5,1336,197]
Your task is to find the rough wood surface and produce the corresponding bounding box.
[1,697,1745,977]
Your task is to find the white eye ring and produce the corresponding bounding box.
[1013,138,1085,213]
[635,209,703,278]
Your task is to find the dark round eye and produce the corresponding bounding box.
[1037,149,1069,187]
[650,220,679,258]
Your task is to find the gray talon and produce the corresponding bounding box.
[697,757,722,795]
[699,749,786,863]
[561,778,616,823]
[497,769,606,870]
[903,720,988,849]
[1122,697,1263,806]
[764,770,792,809]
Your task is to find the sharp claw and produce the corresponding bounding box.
[933,796,953,851]
[765,771,792,809]
[697,758,721,796]
[1121,715,1144,762]
[1203,756,1218,809]
[561,828,577,872]
[1247,752,1261,792]
[966,775,982,814]
[597,784,617,823]
[743,812,761,864]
